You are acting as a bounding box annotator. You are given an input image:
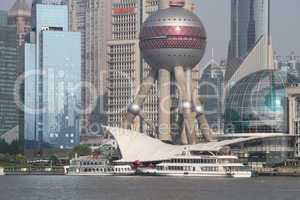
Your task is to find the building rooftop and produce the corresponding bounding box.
[8,0,30,17]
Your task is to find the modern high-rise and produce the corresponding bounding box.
[0,11,17,136]
[23,2,81,152]
[198,61,225,134]
[107,0,160,135]
[67,0,112,133]
[66,0,87,131]
[226,0,273,87]
[107,0,143,132]
[7,0,31,145]
[228,0,270,59]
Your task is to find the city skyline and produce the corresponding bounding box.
[1,0,299,63]
[1,1,300,195]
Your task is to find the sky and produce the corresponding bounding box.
[0,0,299,63]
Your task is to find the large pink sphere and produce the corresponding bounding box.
[140,6,207,71]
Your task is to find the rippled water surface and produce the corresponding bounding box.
[0,176,299,200]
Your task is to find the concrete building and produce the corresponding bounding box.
[0,11,17,136]
[23,2,81,153]
[107,0,142,131]
[274,52,300,77]
[107,0,159,134]
[287,85,300,158]
[67,0,112,133]
[85,0,112,128]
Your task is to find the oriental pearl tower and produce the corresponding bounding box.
[122,0,212,145]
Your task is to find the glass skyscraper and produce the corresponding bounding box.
[0,11,17,136]
[24,3,81,151]
[228,0,270,60]
[226,0,270,83]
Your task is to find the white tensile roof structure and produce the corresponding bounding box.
[104,127,284,163]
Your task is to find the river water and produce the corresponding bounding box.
[0,176,299,200]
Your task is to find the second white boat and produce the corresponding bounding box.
[137,150,252,178]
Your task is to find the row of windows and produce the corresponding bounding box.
[82,167,131,173]
[201,167,219,172]
[112,16,137,24]
[109,59,136,64]
[109,74,135,82]
[108,99,130,105]
[158,166,222,172]
[79,161,105,166]
[168,159,217,164]
[113,25,137,33]
[109,44,135,53]
[161,166,196,172]
[110,54,136,60]
[108,89,133,95]
[113,33,137,40]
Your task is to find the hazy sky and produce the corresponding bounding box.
[1,0,299,63]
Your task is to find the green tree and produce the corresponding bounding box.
[0,139,22,155]
[99,144,119,161]
[69,144,91,159]
[0,139,10,154]
[49,155,59,166]
[9,140,20,155]
[15,154,26,166]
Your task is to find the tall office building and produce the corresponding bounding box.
[228,0,269,59]
[67,0,112,133]
[23,2,81,152]
[105,0,159,136]
[107,0,160,134]
[226,0,273,88]
[85,0,112,128]
[66,0,88,133]
[198,61,225,134]
[7,0,31,144]
[0,11,17,136]
[107,0,143,132]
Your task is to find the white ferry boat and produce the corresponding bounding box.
[138,151,252,178]
[66,156,135,176]
[0,168,4,176]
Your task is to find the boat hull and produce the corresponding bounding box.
[138,169,252,178]
[66,172,135,176]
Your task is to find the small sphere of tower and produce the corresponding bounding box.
[140,4,207,71]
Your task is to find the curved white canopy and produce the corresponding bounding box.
[104,126,286,163]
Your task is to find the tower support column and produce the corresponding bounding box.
[174,66,194,144]
[158,68,172,142]
[122,70,157,129]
